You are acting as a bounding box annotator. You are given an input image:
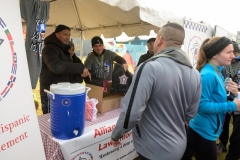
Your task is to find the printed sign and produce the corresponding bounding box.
[184,20,212,67]
[55,117,138,160]
[0,1,46,159]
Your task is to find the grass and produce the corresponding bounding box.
[32,80,43,116]
[33,80,233,160]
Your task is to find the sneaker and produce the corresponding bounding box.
[217,142,227,154]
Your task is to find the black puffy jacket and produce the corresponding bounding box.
[40,33,85,96]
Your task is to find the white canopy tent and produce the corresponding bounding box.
[138,30,157,40]
[115,32,135,42]
[26,0,162,39]
[22,0,239,56]
[22,0,182,57]
[103,0,239,36]
[25,0,239,39]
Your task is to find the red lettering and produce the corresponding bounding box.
[98,143,106,151]
[107,126,112,132]
[4,125,9,132]
[18,118,24,125]
[24,132,28,138]
[94,125,116,138]
[0,115,31,134]
[107,141,112,147]
[94,129,101,138]
[98,141,113,151]
[119,132,132,141]
[19,132,27,141]
[15,137,19,143]
[23,115,30,122]
[1,144,6,151]
[0,132,28,152]
[0,124,4,133]
[14,121,19,127]
[6,140,15,148]
[26,115,30,121]
[9,123,14,133]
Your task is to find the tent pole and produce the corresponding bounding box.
[71,0,83,29]
[80,30,84,59]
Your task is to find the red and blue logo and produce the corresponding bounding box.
[71,151,93,160]
[0,17,17,101]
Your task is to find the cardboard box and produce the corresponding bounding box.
[86,83,124,113]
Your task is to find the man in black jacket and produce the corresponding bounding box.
[136,37,156,66]
[40,24,89,114]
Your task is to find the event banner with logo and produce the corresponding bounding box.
[55,117,138,160]
[183,20,212,67]
[0,1,46,159]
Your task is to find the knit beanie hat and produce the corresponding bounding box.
[91,36,103,47]
[55,24,70,33]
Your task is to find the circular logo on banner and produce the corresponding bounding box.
[187,36,202,67]
[0,17,17,102]
[72,151,93,160]
[62,98,71,106]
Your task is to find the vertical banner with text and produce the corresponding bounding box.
[0,0,46,159]
[183,20,212,67]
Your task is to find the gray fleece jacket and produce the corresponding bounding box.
[111,47,201,160]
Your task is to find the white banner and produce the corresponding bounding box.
[214,25,229,37]
[0,1,46,159]
[55,117,138,160]
[183,20,212,67]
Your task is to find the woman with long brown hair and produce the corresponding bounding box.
[182,37,240,160]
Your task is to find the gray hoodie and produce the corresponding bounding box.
[111,47,201,160]
[20,0,50,89]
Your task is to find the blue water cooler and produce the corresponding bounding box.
[44,83,91,140]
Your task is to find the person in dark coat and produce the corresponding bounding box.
[136,37,156,66]
[67,41,84,83]
[40,24,90,114]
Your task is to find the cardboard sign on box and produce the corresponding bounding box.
[86,83,124,113]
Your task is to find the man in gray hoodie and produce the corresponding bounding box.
[111,23,201,160]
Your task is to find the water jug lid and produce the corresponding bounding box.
[50,83,86,95]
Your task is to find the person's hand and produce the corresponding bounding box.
[226,81,238,95]
[81,68,90,78]
[122,63,128,72]
[233,98,240,111]
[111,138,122,147]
